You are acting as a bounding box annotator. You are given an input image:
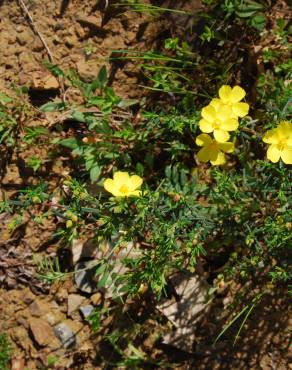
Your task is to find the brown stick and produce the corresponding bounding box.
[17,0,54,63]
[17,0,66,100]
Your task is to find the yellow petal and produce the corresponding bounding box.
[129,175,143,191]
[221,118,238,131]
[267,145,281,163]
[232,102,249,118]
[201,105,216,123]
[196,133,213,147]
[199,119,213,133]
[104,179,121,196]
[219,85,232,104]
[211,152,226,165]
[263,129,279,144]
[113,171,130,187]
[214,129,230,142]
[230,86,246,103]
[277,122,292,140]
[209,146,220,162]
[217,104,232,121]
[287,136,292,146]
[197,147,211,162]
[219,141,235,153]
[210,98,222,110]
[281,146,292,165]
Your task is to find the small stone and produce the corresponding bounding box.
[42,75,59,89]
[44,312,63,326]
[54,322,77,349]
[29,318,55,347]
[90,292,102,305]
[55,287,68,304]
[79,305,94,319]
[21,290,35,305]
[67,294,86,316]
[29,300,49,317]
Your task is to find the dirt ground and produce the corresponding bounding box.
[0,0,291,369]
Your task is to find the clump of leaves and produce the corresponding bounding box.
[0,333,12,370]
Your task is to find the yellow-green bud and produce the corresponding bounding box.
[66,220,73,228]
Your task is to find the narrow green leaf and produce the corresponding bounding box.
[90,165,101,182]
[58,137,78,149]
[40,101,65,112]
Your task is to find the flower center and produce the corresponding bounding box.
[119,184,129,194]
[277,139,287,151]
[213,120,221,129]
[210,141,219,150]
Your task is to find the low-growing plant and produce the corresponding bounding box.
[0,333,11,370]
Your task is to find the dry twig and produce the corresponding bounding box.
[17,0,66,99]
[17,0,54,63]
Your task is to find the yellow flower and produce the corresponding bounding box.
[104,171,143,197]
[216,85,249,118]
[199,99,238,142]
[263,121,292,164]
[196,133,234,165]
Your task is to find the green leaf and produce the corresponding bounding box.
[236,7,257,17]
[43,61,65,77]
[250,14,266,31]
[97,270,110,289]
[136,162,144,176]
[71,110,86,122]
[90,165,101,182]
[95,263,107,276]
[58,138,78,149]
[87,66,108,94]
[0,93,13,104]
[40,101,65,112]
[97,65,108,88]
[117,99,139,108]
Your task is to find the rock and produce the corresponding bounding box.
[29,318,55,347]
[11,357,25,370]
[157,272,210,353]
[21,289,35,305]
[104,241,142,299]
[71,237,110,264]
[67,294,86,316]
[44,311,64,326]
[90,292,102,305]
[79,305,94,319]
[11,326,32,352]
[55,287,68,304]
[42,75,59,89]
[73,238,141,297]
[76,59,104,82]
[29,300,50,317]
[74,260,99,294]
[54,322,77,349]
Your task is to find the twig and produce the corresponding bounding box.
[17,0,54,63]
[17,0,66,99]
